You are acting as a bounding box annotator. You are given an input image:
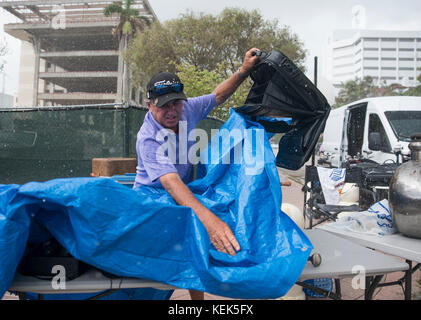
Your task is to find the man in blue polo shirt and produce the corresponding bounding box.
[134,48,259,298]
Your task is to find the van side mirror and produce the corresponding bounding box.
[369,132,382,151]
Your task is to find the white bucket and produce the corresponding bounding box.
[339,183,359,204]
[277,203,306,300]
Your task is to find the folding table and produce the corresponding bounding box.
[8,229,409,300]
[318,224,421,299]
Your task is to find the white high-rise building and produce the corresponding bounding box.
[327,29,421,95]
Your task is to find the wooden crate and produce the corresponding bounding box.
[91,158,137,177]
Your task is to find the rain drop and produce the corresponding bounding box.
[220,284,230,292]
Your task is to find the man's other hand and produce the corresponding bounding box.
[202,214,241,256]
[160,172,241,256]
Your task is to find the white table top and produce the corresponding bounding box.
[317,224,421,264]
[299,229,409,281]
[10,269,176,294]
[9,229,409,295]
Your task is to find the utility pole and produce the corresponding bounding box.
[312,56,318,166]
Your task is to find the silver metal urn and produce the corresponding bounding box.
[389,133,421,239]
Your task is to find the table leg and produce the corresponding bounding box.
[296,281,341,300]
[365,261,414,301]
[365,275,383,300]
[404,260,412,301]
[334,279,341,299]
[17,292,27,300]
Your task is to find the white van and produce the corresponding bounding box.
[321,96,421,167]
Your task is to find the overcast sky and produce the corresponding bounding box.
[1,0,421,95]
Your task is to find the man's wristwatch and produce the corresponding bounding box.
[237,69,248,79]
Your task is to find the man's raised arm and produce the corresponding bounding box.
[212,48,260,106]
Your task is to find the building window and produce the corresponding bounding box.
[398,57,414,61]
[333,72,355,77]
[381,48,396,51]
[364,57,379,60]
[333,54,354,60]
[381,67,396,70]
[399,38,415,42]
[399,48,414,52]
[335,62,355,68]
[399,67,414,71]
[365,67,379,70]
[365,47,379,51]
[381,57,396,61]
[381,38,397,42]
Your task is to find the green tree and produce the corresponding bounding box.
[175,63,251,120]
[403,68,421,96]
[334,72,421,108]
[333,76,408,108]
[129,8,306,83]
[104,0,151,102]
[104,0,151,48]
[333,76,377,108]
[127,7,307,120]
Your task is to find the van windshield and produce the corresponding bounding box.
[385,111,421,142]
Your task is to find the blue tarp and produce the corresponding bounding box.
[0,110,312,299]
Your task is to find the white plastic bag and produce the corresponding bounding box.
[328,199,396,236]
[317,167,346,205]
